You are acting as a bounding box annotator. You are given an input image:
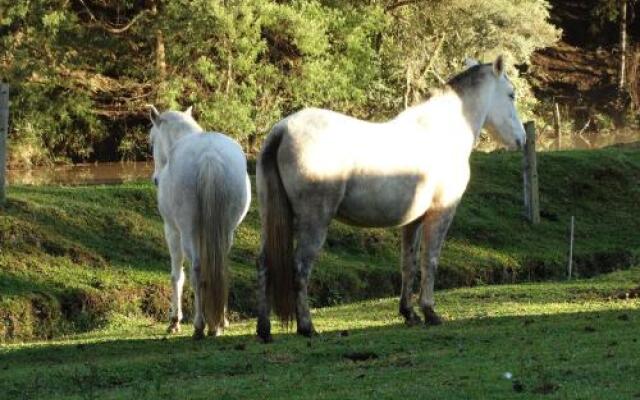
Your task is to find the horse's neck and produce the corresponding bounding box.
[397,93,474,153]
[402,83,494,151]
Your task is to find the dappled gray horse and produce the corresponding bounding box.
[256,56,526,342]
[149,106,251,338]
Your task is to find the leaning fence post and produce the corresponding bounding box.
[553,102,561,150]
[567,216,575,279]
[0,84,9,205]
[523,121,540,224]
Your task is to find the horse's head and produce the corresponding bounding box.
[481,56,526,150]
[148,105,202,185]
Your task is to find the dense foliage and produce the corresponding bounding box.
[0,0,559,166]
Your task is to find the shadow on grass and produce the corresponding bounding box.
[2,305,637,369]
[1,306,638,399]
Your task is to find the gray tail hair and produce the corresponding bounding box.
[258,124,295,325]
[196,156,231,331]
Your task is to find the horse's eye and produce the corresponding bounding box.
[509,93,515,100]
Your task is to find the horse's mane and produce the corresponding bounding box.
[423,63,492,102]
[160,110,203,132]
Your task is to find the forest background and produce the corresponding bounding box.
[1,0,638,167]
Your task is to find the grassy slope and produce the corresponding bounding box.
[0,268,639,399]
[1,148,639,341]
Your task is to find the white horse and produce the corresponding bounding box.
[255,56,526,342]
[149,106,251,339]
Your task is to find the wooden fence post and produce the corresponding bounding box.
[523,121,540,224]
[0,84,9,205]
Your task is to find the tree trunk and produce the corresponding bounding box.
[156,29,166,82]
[152,4,166,104]
[619,0,627,91]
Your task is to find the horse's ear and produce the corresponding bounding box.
[492,55,505,77]
[185,106,193,116]
[464,58,480,69]
[148,105,161,126]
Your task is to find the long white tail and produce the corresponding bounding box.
[196,156,231,331]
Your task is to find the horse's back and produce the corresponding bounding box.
[276,108,468,226]
[273,107,467,227]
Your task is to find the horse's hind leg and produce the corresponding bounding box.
[294,221,329,337]
[419,206,458,326]
[256,244,272,342]
[181,233,205,339]
[165,223,185,334]
[190,254,205,339]
[399,219,423,326]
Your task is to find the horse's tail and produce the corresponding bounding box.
[257,123,295,325]
[196,155,231,331]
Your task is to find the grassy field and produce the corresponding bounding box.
[1,148,639,341]
[1,267,638,399]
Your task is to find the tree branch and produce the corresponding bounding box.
[77,0,150,34]
[385,0,429,12]
[418,33,446,83]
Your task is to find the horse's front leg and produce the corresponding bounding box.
[165,223,185,334]
[399,219,423,325]
[419,205,458,326]
[294,223,328,337]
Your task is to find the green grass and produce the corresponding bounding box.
[1,148,640,341]
[1,268,639,399]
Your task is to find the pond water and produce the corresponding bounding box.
[6,131,639,186]
[475,130,639,152]
[7,162,154,186]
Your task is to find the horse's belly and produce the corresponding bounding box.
[336,176,432,227]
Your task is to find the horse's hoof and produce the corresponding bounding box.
[257,333,273,344]
[192,329,205,340]
[167,317,181,334]
[207,328,222,337]
[257,318,272,343]
[400,304,423,326]
[297,325,317,338]
[404,314,422,327]
[423,308,443,326]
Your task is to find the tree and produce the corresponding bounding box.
[0,0,560,166]
[591,0,638,94]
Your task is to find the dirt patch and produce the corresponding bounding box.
[60,289,112,331]
[512,380,525,393]
[573,251,636,278]
[343,351,378,362]
[614,286,640,300]
[533,382,560,395]
[140,284,171,321]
